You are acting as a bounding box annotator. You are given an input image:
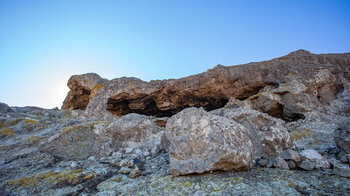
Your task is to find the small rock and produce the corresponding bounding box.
[329,158,350,177]
[128,166,141,178]
[118,159,133,167]
[125,147,134,154]
[143,151,150,157]
[273,157,289,170]
[333,163,350,178]
[300,160,315,171]
[258,159,269,167]
[266,159,274,168]
[287,160,296,170]
[300,149,330,169]
[134,148,142,155]
[328,158,341,168]
[70,162,79,169]
[340,154,350,163]
[112,152,122,158]
[118,167,131,175]
[279,149,301,163]
[88,156,95,161]
[347,154,350,162]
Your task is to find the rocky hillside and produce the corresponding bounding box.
[1,50,350,195]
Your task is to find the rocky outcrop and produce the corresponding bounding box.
[61,50,350,122]
[62,73,106,110]
[165,108,255,176]
[0,102,14,113]
[2,50,350,195]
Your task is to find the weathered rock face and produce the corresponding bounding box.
[335,121,350,153]
[62,73,106,110]
[61,50,350,122]
[0,102,14,113]
[40,121,113,160]
[299,149,330,170]
[165,107,255,176]
[212,108,293,159]
[106,113,164,155]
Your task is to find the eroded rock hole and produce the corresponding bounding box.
[107,96,229,117]
[264,103,305,122]
[71,88,91,110]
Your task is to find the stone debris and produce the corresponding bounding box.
[279,149,301,163]
[300,149,330,169]
[273,157,289,170]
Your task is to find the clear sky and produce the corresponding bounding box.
[0,0,349,108]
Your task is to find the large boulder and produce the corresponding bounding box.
[216,108,293,159]
[165,107,255,176]
[106,113,164,156]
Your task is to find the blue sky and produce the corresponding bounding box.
[0,0,349,108]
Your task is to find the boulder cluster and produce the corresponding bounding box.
[1,50,350,195]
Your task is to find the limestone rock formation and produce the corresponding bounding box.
[62,50,350,122]
[62,73,106,110]
[165,107,255,176]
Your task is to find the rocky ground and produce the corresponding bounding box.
[1,50,350,195]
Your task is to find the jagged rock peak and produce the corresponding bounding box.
[287,49,312,56]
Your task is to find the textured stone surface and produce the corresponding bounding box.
[0,102,14,113]
[95,168,350,196]
[106,113,164,155]
[300,149,330,169]
[40,121,112,160]
[166,107,255,176]
[279,150,301,163]
[335,121,350,153]
[328,158,350,178]
[273,157,289,170]
[216,108,293,159]
[299,160,315,171]
[287,160,296,170]
[62,73,106,110]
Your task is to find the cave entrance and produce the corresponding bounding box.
[106,96,229,117]
[263,103,305,122]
